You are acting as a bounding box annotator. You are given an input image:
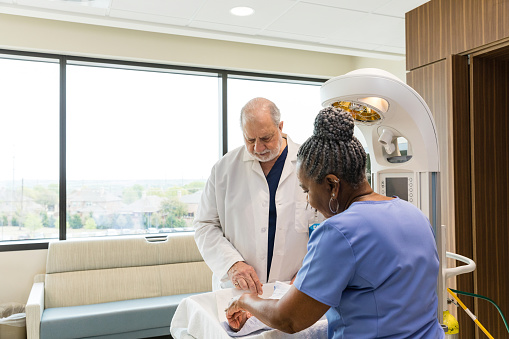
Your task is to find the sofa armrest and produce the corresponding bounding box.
[26,281,45,339]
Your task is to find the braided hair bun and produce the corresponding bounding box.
[313,106,355,142]
[297,106,367,187]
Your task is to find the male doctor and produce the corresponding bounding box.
[194,97,319,295]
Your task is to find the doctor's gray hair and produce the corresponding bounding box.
[297,106,366,187]
[240,97,281,127]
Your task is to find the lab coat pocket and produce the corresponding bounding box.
[295,202,310,233]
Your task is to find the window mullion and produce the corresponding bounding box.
[59,57,67,241]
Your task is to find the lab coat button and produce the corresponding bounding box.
[261,227,267,232]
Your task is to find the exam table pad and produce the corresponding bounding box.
[170,283,328,339]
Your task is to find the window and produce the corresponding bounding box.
[66,64,219,238]
[0,51,327,248]
[0,55,60,242]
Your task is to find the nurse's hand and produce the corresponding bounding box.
[228,261,263,295]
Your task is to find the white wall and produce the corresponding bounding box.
[0,250,47,304]
[0,13,406,304]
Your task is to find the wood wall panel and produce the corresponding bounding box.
[470,56,509,339]
[406,0,448,70]
[448,55,475,338]
[407,57,475,337]
[406,0,509,70]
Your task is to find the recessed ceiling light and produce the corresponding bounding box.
[230,6,254,17]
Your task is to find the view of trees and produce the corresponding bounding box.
[122,184,144,204]
[0,180,206,240]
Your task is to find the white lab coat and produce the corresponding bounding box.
[194,136,321,291]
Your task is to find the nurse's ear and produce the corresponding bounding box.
[324,174,340,196]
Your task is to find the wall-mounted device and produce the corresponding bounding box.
[320,68,439,222]
[320,68,467,324]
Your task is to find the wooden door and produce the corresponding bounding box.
[469,48,509,338]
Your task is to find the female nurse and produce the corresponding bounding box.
[226,106,445,338]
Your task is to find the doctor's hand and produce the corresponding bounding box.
[228,261,263,295]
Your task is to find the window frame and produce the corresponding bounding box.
[0,49,327,252]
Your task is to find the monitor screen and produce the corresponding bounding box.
[386,177,408,201]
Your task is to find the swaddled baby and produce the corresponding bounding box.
[227,310,252,331]
[223,305,274,337]
[223,282,291,336]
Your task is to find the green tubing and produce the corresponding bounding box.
[450,288,509,334]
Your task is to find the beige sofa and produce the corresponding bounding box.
[26,234,212,339]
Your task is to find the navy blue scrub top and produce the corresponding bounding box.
[265,143,288,279]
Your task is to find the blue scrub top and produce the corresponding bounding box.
[265,144,288,278]
[294,198,445,339]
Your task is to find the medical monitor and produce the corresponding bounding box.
[379,172,415,205]
[386,177,408,201]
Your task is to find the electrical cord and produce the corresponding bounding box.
[450,288,509,335]
[447,288,494,338]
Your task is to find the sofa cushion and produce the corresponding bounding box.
[46,234,204,274]
[45,266,161,308]
[40,294,198,339]
[45,261,212,308]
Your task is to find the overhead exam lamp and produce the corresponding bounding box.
[322,68,440,239]
[321,68,475,327]
[322,68,439,175]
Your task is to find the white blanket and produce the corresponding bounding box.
[170,283,328,339]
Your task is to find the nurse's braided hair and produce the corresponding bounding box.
[297,106,367,188]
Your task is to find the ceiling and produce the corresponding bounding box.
[0,0,429,60]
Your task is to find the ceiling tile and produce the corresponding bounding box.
[108,9,190,26]
[189,20,259,35]
[374,0,430,17]
[16,0,110,15]
[192,0,296,30]
[300,0,393,13]
[381,30,406,49]
[325,13,405,48]
[110,0,205,19]
[266,2,361,38]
